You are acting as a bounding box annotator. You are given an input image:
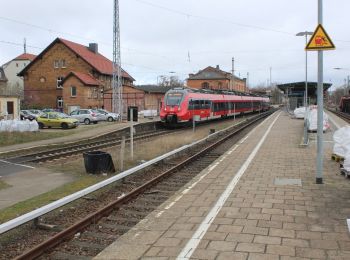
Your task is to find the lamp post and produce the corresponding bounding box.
[296,31,313,145]
[334,68,350,96]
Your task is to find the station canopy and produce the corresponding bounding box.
[277,82,332,97]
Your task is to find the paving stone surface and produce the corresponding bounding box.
[95,111,350,259]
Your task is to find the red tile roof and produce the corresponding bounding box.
[14,53,36,61]
[59,38,133,80]
[18,38,134,81]
[66,72,101,86]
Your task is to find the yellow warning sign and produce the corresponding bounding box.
[306,24,335,51]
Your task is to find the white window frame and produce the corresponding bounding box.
[71,86,77,97]
[54,60,60,68]
[57,97,63,108]
[57,76,64,89]
[61,59,66,68]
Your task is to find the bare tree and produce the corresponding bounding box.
[158,75,184,88]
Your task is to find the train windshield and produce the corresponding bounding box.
[166,92,183,106]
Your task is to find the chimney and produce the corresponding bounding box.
[88,43,98,54]
[216,65,220,70]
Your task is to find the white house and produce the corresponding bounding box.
[2,53,36,98]
[0,67,20,119]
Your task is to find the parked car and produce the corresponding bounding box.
[28,109,43,118]
[69,109,100,125]
[37,112,79,129]
[95,109,120,122]
[20,110,36,121]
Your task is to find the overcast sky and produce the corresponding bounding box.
[1,0,350,90]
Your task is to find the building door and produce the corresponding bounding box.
[7,101,14,115]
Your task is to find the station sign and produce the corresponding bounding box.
[306,24,335,51]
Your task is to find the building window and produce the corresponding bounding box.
[201,82,209,89]
[71,86,77,97]
[61,59,66,68]
[218,82,223,89]
[57,97,63,108]
[57,76,64,88]
[54,60,60,68]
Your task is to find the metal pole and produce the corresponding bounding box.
[316,0,323,184]
[130,108,134,160]
[303,34,309,144]
[232,57,235,91]
[120,136,125,172]
[270,67,272,87]
[234,103,236,121]
[347,75,350,95]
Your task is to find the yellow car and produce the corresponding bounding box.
[37,112,79,129]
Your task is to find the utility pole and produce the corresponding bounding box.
[23,38,26,54]
[269,67,272,87]
[316,0,323,184]
[246,72,249,92]
[231,57,235,91]
[112,0,123,120]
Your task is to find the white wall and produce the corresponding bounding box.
[3,59,30,96]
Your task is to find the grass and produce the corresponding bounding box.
[0,131,72,147]
[0,117,245,223]
[0,174,106,223]
[0,121,120,148]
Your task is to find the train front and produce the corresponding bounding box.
[160,89,188,125]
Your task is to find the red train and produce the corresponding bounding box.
[160,88,270,125]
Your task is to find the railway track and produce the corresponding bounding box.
[0,110,275,260]
[327,108,350,123]
[5,128,172,164]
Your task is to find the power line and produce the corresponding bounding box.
[0,39,42,49]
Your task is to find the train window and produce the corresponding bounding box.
[188,100,194,110]
[166,92,183,106]
[194,100,201,110]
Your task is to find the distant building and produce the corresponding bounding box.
[0,67,20,119]
[187,65,247,92]
[134,85,173,111]
[18,37,134,113]
[277,82,332,110]
[2,53,36,98]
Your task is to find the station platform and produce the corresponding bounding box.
[95,110,350,260]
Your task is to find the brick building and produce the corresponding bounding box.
[187,65,247,92]
[103,85,172,113]
[19,38,134,113]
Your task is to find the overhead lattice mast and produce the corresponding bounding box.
[112,0,122,119]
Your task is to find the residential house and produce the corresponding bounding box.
[0,67,20,119]
[187,65,247,92]
[18,38,134,113]
[2,53,36,99]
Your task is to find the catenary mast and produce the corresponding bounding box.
[112,0,122,119]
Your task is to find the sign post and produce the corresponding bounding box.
[305,0,335,184]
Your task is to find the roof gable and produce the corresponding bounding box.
[188,66,231,80]
[62,72,101,86]
[18,38,134,81]
[14,53,36,61]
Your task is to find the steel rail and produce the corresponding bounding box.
[326,109,350,123]
[13,110,274,260]
[0,115,251,234]
[10,130,172,164]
